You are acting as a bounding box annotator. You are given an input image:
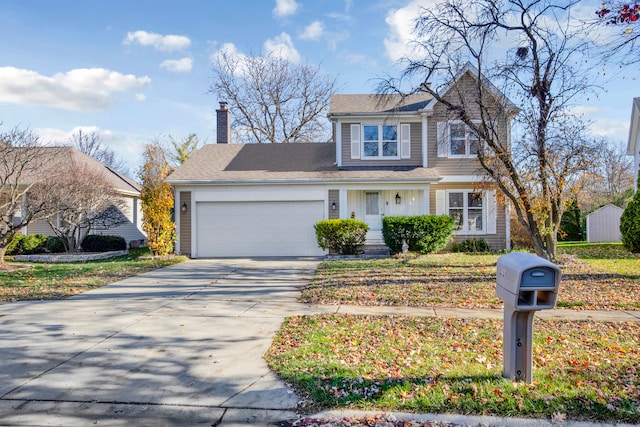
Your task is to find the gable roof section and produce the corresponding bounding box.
[328,93,433,117]
[428,62,520,116]
[166,143,441,184]
[628,97,640,156]
[16,146,140,195]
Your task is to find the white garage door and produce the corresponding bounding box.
[195,201,325,257]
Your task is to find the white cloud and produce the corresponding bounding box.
[160,57,193,73]
[301,21,324,41]
[273,0,299,17]
[0,67,150,111]
[264,32,301,63]
[35,126,114,145]
[384,0,437,61]
[135,93,146,102]
[124,30,191,52]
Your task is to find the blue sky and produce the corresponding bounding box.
[0,0,635,173]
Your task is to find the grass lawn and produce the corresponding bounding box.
[0,248,188,302]
[267,243,640,423]
[300,243,640,310]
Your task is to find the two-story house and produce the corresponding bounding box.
[167,64,515,257]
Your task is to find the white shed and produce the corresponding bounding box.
[586,204,624,243]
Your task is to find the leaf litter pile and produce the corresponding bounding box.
[266,314,640,424]
[301,252,640,310]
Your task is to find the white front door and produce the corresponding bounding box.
[364,191,383,241]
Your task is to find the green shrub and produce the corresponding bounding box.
[451,238,491,253]
[81,235,127,252]
[315,219,368,255]
[6,234,49,255]
[46,236,66,253]
[620,187,640,253]
[382,215,456,254]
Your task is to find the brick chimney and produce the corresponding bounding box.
[216,101,230,144]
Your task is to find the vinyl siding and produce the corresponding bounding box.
[179,191,192,255]
[427,73,509,177]
[429,183,507,250]
[328,189,339,219]
[89,196,147,245]
[340,122,423,167]
[26,196,146,246]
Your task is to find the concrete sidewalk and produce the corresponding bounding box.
[0,258,637,426]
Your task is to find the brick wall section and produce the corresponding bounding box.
[179,191,192,255]
[216,102,230,144]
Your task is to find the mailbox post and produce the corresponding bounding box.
[496,252,561,383]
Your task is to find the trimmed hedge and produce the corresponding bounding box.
[6,234,49,255]
[315,219,368,255]
[46,236,66,253]
[382,215,456,254]
[81,235,127,252]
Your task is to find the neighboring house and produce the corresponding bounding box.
[21,147,146,247]
[586,204,623,243]
[167,65,516,258]
[628,97,640,191]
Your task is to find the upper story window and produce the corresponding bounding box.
[363,125,398,158]
[437,121,480,159]
[350,123,411,160]
[449,123,479,157]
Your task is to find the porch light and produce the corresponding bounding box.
[181,202,188,212]
[331,201,337,210]
[395,193,401,205]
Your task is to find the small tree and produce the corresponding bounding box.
[139,144,175,256]
[31,157,127,252]
[620,173,640,252]
[0,128,53,263]
[168,133,200,167]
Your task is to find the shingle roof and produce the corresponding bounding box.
[16,146,140,195]
[166,143,441,184]
[328,93,433,115]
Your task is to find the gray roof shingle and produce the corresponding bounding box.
[166,143,441,184]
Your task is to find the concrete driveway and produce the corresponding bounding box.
[0,258,322,426]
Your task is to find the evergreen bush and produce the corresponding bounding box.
[451,238,491,253]
[620,185,640,253]
[315,219,368,255]
[382,215,456,254]
[81,235,127,252]
[6,234,48,255]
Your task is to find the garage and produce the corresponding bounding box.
[195,200,325,257]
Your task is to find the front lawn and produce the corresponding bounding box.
[301,244,640,310]
[270,243,640,422]
[0,249,188,302]
[266,314,640,423]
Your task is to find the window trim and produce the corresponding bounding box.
[360,123,400,160]
[445,189,486,234]
[447,121,479,158]
[437,120,481,159]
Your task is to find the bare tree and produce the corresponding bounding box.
[380,0,600,260]
[575,139,635,210]
[32,158,127,252]
[210,50,337,144]
[0,127,53,263]
[69,129,129,175]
